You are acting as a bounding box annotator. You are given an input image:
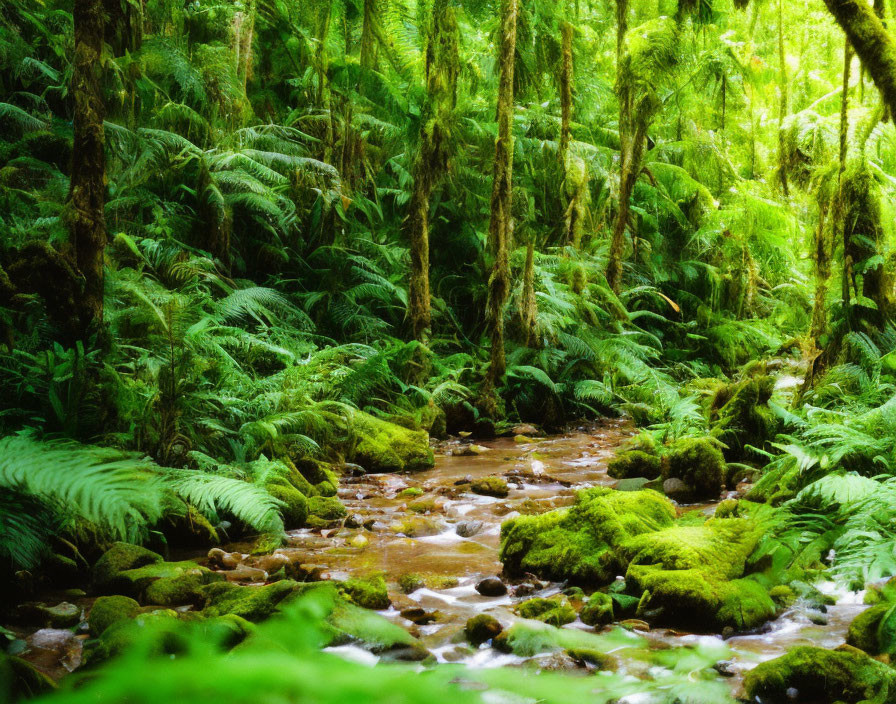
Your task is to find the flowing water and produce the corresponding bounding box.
[11,415,870,697]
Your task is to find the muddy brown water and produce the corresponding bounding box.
[9,417,870,698]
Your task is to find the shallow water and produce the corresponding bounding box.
[245,418,868,694]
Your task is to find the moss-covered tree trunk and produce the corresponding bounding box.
[485,0,518,391]
[823,0,896,120]
[559,22,573,168]
[236,0,257,91]
[607,0,632,295]
[68,0,107,337]
[520,236,537,346]
[360,0,379,71]
[776,0,790,196]
[407,1,459,343]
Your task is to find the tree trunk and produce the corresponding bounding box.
[485,0,518,390]
[360,0,379,71]
[838,41,853,324]
[407,1,459,343]
[559,22,573,167]
[809,200,831,343]
[823,0,896,120]
[520,237,537,346]
[68,0,107,338]
[776,0,790,196]
[236,0,256,91]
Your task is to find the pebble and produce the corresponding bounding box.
[455,520,484,538]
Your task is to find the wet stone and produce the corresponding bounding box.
[476,577,508,597]
[344,513,366,529]
[456,520,484,538]
[400,607,439,625]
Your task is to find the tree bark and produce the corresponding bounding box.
[485,0,518,389]
[360,0,380,71]
[559,22,573,167]
[68,0,107,337]
[823,0,896,120]
[777,0,790,196]
[407,1,458,343]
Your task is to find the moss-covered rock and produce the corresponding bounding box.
[92,542,163,591]
[662,437,726,501]
[607,451,662,480]
[0,653,56,702]
[82,609,183,666]
[200,580,304,621]
[465,614,503,645]
[340,574,390,610]
[499,488,676,583]
[746,465,801,504]
[293,458,340,497]
[266,480,309,527]
[580,592,614,627]
[115,560,223,601]
[89,595,141,636]
[743,645,896,703]
[348,411,435,473]
[306,495,347,527]
[516,597,577,626]
[710,375,779,461]
[30,602,81,628]
[144,570,223,606]
[629,566,775,631]
[471,476,509,498]
[847,604,890,654]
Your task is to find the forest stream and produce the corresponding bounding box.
[11,386,872,701]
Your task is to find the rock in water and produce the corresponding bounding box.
[476,577,508,597]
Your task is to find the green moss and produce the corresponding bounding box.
[340,574,390,610]
[293,458,340,496]
[115,560,222,600]
[622,517,762,580]
[83,609,183,666]
[465,614,503,645]
[847,604,890,654]
[471,476,509,498]
[200,580,305,621]
[662,437,726,500]
[743,645,896,704]
[517,597,577,626]
[348,411,435,473]
[768,585,796,607]
[628,565,775,631]
[607,450,662,480]
[398,573,423,593]
[89,595,140,636]
[398,487,424,498]
[710,375,779,461]
[407,497,436,513]
[266,480,309,527]
[144,570,223,606]
[307,495,347,522]
[499,488,676,583]
[92,542,163,591]
[580,592,614,627]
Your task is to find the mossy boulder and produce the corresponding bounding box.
[82,609,183,666]
[306,495,347,528]
[144,570,223,606]
[293,458,340,497]
[847,604,890,654]
[114,560,223,601]
[92,542,163,591]
[662,437,726,501]
[89,595,141,636]
[348,411,435,473]
[471,476,509,498]
[0,653,56,702]
[629,566,774,631]
[607,451,662,480]
[499,488,676,583]
[465,614,503,646]
[710,375,779,461]
[580,592,614,627]
[517,597,576,626]
[200,580,305,621]
[266,480,309,527]
[743,645,896,703]
[622,517,773,631]
[340,574,390,610]
[746,465,801,505]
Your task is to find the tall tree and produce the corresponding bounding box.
[485,0,518,392]
[776,0,790,196]
[67,0,108,337]
[406,0,459,343]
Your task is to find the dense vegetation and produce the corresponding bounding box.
[6,0,896,701]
